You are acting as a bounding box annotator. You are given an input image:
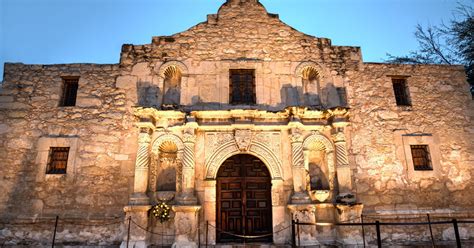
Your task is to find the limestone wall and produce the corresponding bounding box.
[117,0,360,110]
[0,63,135,244]
[348,63,474,213]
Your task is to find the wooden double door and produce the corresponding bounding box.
[216,154,273,243]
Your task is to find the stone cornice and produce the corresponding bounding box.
[133,107,350,129]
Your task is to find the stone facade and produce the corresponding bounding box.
[1,0,473,247]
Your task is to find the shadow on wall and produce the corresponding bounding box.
[136,82,347,110]
[137,80,161,108]
[309,162,330,191]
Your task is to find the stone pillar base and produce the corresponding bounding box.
[121,205,151,248]
[335,203,364,246]
[176,193,198,205]
[288,204,319,246]
[291,192,311,204]
[130,192,150,205]
[172,205,201,248]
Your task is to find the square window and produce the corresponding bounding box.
[410,145,433,171]
[392,78,411,106]
[46,147,70,174]
[60,77,79,107]
[229,69,256,105]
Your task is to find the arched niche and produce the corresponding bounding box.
[302,132,336,198]
[205,141,283,180]
[157,61,188,106]
[295,62,322,106]
[150,134,185,195]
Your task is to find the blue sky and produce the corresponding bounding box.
[1,0,472,81]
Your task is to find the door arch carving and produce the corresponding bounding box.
[205,140,282,180]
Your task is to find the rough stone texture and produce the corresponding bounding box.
[1,0,473,247]
[0,64,136,245]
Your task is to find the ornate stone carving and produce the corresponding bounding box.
[136,130,152,169]
[301,132,336,198]
[157,61,188,78]
[334,131,349,167]
[205,132,234,160]
[290,128,303,143]
[205,140,283,179]
[234,129,253,151]
[254,132,281,157]
[183,131,196,144]
[151,133,185,155]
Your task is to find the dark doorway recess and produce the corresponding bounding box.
[216,154,273,243]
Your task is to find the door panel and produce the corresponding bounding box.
[217,154,273,243]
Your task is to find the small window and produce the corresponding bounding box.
[60,78,79,106]
[410,145,432,171]
[230,69,256,105]
[46,147,70,174]
[392,78,411,106]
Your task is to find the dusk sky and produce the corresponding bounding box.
[1,0,472,81]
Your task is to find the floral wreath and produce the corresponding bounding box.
[151,202,171,223]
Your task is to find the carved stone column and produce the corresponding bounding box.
[333,130,353,195]
[290,128,311,204]
[131,127,153,205]
[177,129,198,205]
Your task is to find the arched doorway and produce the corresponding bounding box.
[216,154,273,243]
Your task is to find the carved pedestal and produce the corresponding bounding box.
[172,205,201,248]
[288,204,319,246]
[121,205,151,248]
[335,204,364,246]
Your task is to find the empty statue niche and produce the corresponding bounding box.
[301,66,321,106]
[157,141,181,192]
[307,141,330,191]
[162,65,182,106]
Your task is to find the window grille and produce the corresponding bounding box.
[229,69,256,105]
[60,78,79,106]
[46,147,70,174]
[410,145,433,171]
[392,78,411,106]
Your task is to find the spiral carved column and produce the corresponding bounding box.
[290,128,311,203]
[334,131,353,194]
[131,127,152,205]
[178,131,198,205]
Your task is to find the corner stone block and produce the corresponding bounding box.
[335,204,364,246]
[288,204,319,246]
[116,75,138,89]
[172,205,201,248]
[121,205,151,248]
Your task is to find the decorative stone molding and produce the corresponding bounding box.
[302,131,336,200]
[234,129,253,151]
[131,128,153,205]
[303,131,335,152]
[149,133,185,196]
[333,131,349,167]
[291,128,304,168]
[205,139,283,179]
[157,61,188,78]
[151,133,185,156]
[295,61,323,78]
[35,136,79,182]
